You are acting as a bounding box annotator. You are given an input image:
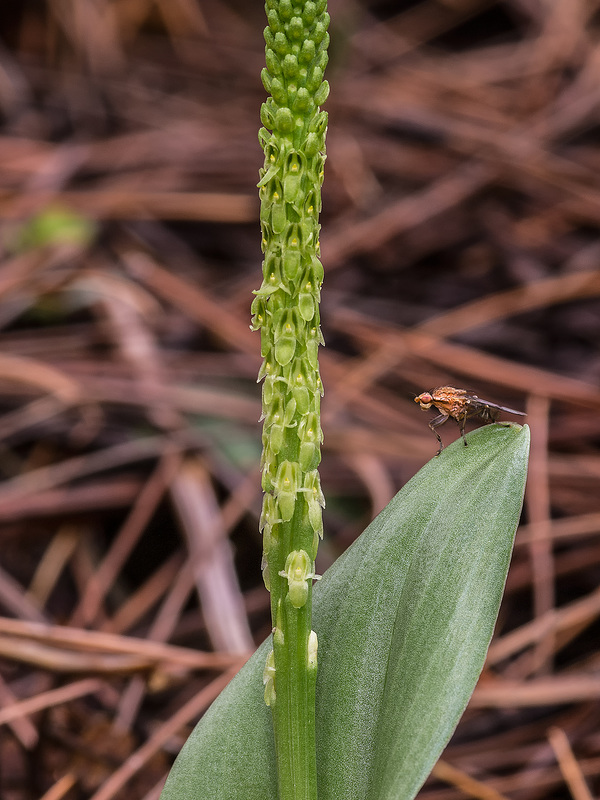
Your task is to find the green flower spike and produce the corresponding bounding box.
[253,1,329,798]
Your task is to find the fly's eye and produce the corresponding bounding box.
[415,393,433,409]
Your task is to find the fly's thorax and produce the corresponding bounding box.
[431,387,469,419]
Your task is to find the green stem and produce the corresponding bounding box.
[264,426,320,798]
[272,564,316,798]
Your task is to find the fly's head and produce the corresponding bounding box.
[415,391,434,410]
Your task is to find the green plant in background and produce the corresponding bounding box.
[160,1,530,798]
[10,206,96,252]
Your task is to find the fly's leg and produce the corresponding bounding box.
[479,407,500,424]
[459,413,468,447]
[429,413,449,456]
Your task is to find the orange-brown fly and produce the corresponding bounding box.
[414,386,526,455]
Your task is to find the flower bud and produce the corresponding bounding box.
[315,80,330,107]
[278,0,293,21]
[307,630,318,669]
[299,38,316,64]
[266,10,281,31]
[270,77,287,106]
[263,649,276,706]
[282,54,299,79]
[288,16,304,40]
[273,31,288,55]
[303,470,325,537]
[274,106,294,132]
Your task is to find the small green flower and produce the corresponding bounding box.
[273,459,301,522]
[279,549,321,609]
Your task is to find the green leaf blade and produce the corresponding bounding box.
[161,423,529,800]
[160,652,278,800]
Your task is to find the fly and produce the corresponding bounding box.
[414,386,526,455]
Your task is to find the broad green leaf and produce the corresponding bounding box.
[161,423,529,800]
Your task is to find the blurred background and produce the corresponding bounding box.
[0,1,600,798]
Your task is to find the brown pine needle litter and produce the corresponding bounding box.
[0,1,599,798]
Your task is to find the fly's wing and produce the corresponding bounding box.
[474,398,526,417]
